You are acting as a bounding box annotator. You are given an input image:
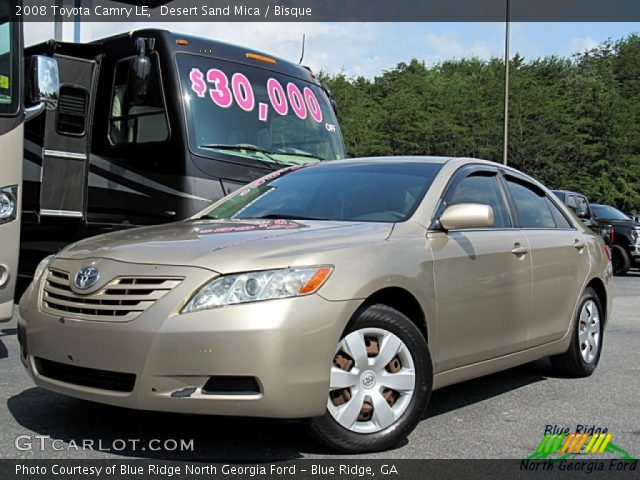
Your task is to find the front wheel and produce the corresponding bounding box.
[550,287,603,377]
[308,304,432,453]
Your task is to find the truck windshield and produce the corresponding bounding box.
[0,18,16,111]
[177,53,345,167]
[591,205,631,221]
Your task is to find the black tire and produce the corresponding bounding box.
[611,245,631,276]
[550,287,604,377]
[307,304,432,453]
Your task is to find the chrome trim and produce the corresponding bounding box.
[44,150,87,160]
[40,209,83,218]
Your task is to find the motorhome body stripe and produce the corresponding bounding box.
[90,155,213,203]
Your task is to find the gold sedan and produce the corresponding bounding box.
[18,157,612,452]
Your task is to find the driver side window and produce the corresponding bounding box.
[446,172,512,228]
[109,54,169,145]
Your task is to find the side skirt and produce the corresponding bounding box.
[432,330,572,390]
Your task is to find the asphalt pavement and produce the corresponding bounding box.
[1,273,638,460]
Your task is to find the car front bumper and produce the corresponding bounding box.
[18,259,361,419]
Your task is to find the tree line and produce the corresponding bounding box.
[321,34,640,213]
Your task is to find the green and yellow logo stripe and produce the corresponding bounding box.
[528,433,635,460]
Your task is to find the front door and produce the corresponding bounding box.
[39,55,96,219]
[430,167,532,372]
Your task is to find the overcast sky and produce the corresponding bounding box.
[25,22,639,78]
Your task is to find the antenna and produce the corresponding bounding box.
[298,34,306,64]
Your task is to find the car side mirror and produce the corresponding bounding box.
[25,55,59,121]
[439,203,494,231]
[576,209,590,220]
[128,38,151,106]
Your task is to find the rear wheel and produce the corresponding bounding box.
[550,287,603,377]
[308,304,432,453]
[611,245,630,276]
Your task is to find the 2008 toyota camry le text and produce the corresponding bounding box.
[17,157,612,453]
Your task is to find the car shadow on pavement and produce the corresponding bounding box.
[7,359,554,460]
[7,388,315,460]
[0,328,17,360]
[425,359,550,419]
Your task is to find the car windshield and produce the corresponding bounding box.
[591,205,631,221]
[177,53,345,167]
[201,161,443,223]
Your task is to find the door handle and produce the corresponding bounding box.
[574,239,586,251]
[511,243,529,256]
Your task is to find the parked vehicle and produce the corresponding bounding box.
[19,157,611,452]
[552,190,638,275]
[20,29,345,287]
[551,190,618,271]
[0,2,58,321]
[591,204,640,274]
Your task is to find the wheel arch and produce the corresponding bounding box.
[585,277,608,328]
[356,287,428,344]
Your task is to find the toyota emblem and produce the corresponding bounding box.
[74,266,100,290]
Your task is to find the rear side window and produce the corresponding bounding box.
[546,198,573,229]
[446,172,512,228]
[505,178,556,229]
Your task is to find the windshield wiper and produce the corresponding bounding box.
[253,214,331,221]
[199,143,287,170]
[272,149,323,161]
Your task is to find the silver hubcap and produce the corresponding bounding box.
[578,300,601,364]
[327,328,416,434]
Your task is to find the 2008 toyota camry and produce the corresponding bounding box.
[18,157,612,452]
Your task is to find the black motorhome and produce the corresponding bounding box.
[21,29,345,280]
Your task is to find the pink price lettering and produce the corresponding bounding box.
[189,67,323,123]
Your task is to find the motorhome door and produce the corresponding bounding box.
[39,55,96,219]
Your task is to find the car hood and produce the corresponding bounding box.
[607,218,640,228]
[57,219,394,273]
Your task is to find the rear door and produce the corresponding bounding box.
[431,166,532,371]
[39,55,97,219]
[503,174,590,345]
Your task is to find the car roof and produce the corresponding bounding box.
[551,189,585,196]
[322,156,544,185]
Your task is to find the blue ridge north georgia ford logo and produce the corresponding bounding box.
[74,266,100,290]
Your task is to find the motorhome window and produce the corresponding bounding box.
[109,53,169,145]
[0,18,17,114]
[177,53,345,167]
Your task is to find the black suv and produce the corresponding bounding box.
[552,190,640,275]
[591,204,640,274]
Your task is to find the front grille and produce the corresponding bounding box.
[42,268,182,322]
[202,376,261,395]
[34,357,136,392]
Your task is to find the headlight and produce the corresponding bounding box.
[181,266,333,313]
[0,185,17,224]
[34,255,55,283]
[631,229,639,244]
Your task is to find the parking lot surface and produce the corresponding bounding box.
[1,274,638,460]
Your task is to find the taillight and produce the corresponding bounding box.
[609,226,615,244]
[603,244,612,262]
